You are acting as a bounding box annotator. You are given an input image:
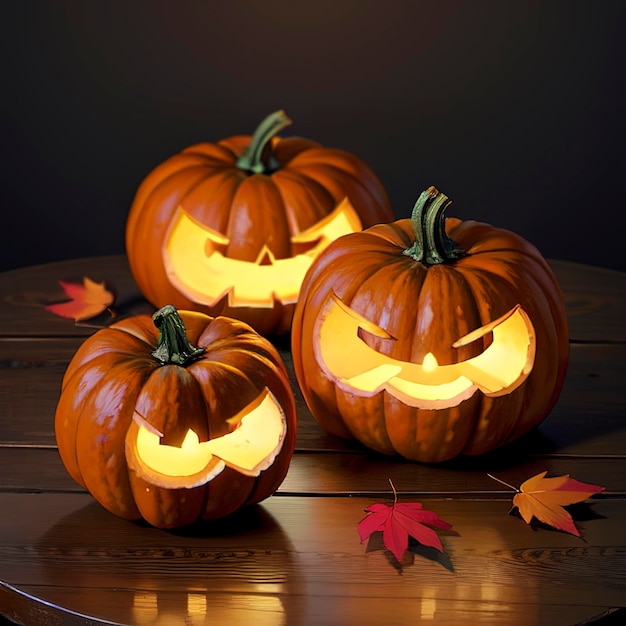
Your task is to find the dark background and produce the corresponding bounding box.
[2,1,625,273]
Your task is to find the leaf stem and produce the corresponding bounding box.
[487,473,518,492]
[389,478,398,505]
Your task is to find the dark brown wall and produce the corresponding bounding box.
[2,1,625,272]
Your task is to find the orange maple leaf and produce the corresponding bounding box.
[45,277,114,322]
[490,471,605,536]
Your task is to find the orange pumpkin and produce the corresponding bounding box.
[291,186,569,463]
[125,110,393,336]
[55,305,296,528]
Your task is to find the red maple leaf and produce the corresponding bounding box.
[45,277,114,322]
[489,472,605,537]
[358,480,452,563]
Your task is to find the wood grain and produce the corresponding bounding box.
[549,260,626,344]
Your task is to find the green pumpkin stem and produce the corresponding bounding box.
[151,305,205,366]
[403,186,466,265]
[235,110,292,174]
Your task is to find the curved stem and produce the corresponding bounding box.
[487,473,519,492]
[402,186,465,265]
[151,305,205,366]
[235,110,292,174]
[389,478,398,506]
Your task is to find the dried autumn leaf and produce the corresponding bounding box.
[45,277,114,322]
[490,471,605,537]
[358,480,452,563]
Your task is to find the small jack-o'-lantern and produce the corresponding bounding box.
[54,305,296,528]
[291,186,569,463]
[125,110,393,336]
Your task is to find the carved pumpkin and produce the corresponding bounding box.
[54,305,296,528]
[291,186,569,463]
[125,110,393,336]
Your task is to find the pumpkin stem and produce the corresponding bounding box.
[235,110,292,174]
[151,305,205,366]
[402,186,466,265]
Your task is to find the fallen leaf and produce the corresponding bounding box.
[489,471,605,536]
[358,480,452,563]
[45,277,114,322]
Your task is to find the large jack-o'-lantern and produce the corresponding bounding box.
[54,305,296,528]
[125,110,393,336]
[291,186,569,463]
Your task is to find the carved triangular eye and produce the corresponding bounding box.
[452,306,522,349]
[291,197,363,255]
[176,206,231,245]
[329,291,393,339]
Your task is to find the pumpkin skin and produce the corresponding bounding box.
[54,306,296,529]
[291,187,569,463]
[125,110,393,336]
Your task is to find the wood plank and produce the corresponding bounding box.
[2,343,624,458]
[0,493,623,626]
[1,446,624,497]
[549,259,626,344]
[534,344,626,457]
[280,453,626,496]
[0,337,85,364]
[0,256,625,344]
[0,338,83,447]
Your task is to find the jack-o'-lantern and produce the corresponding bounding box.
[125,110,393,336]
[54,305,296,528]
[291,186,569,463]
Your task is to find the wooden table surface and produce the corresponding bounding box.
[0,255,625,626]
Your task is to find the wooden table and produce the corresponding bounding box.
[0,255,625,625]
